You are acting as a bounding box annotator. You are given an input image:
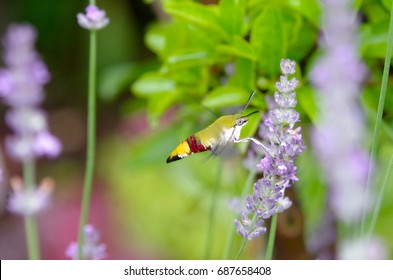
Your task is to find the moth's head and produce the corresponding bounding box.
[235,110,259,127]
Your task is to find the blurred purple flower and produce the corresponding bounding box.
[7,177,53,216]
[310,0,368,224]
[34,131,62,158]
[65,224,107,260]
[77,5,110,30]
[309,0,387,260]
[0,24,61,161]
[235,59,305,240]
[339,237,387,260]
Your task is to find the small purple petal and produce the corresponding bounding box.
[7,179,53,216]
[6,108,47,134]
[280,59,296,75]
[5,135,36,161]
[34,131,62,158]
[0,70,14,97]
[65,224,107,260]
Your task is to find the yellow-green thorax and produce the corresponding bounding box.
[194,114,249,152]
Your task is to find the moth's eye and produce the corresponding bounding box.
[236,118,246,126]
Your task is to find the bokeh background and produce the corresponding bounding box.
[0,0,392,259]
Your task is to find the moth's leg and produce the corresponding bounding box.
[210,144,222,155]
[234,137,271,154]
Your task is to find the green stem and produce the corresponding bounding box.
[265,214,277,260]
[236,238,247,260]
[368,154,393,237]
[23,159,40,259]
[77,29,97,259]
[204,161,222,259]
[361,0,393,238]
[222,170,256,259]
[24,216,40,259]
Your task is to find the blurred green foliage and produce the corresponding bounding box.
[131,0,319,126]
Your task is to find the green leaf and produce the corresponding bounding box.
[283,10,317,62]
[132,73,177,97]
[219,0,247,36]
[216,37,257,60]
[363,1,390,23]
[382,0,392,11]
[228,57,256,91]
[145,23,167,57]
[165,2,228,39]
[202,86,250,109]
[251,5,287,77]
[166,50,211,69]
[99,61,158,101]
[286,0,321,28]
[243,112,261,137]
[297,86,318,123]
[147,91,177,127]
[360,20,391,59]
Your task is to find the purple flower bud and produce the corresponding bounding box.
[276,76,298,94]
[77,5,110,31]
[274,91,297,108]
[3,24,36,51]
[6,108,47,134]
[7,177,53,216]
[5,135,36,160]
[65,224,107,260]
[34,131,62,158]
[0,70,13,97]
[280,59,296,75]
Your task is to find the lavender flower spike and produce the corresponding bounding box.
[77,5,110,30]
[309,0,388,260]
[310,0,368,224]
[235,59,305,240]
[0,24,61,161]
[65,224,107,260]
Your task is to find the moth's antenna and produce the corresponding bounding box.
[243,110,259,118]
[241,90,256,114]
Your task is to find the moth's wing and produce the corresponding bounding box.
[210,126,237,156]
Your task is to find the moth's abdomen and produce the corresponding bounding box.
[166,135,210,163]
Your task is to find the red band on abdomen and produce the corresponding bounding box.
[187,135,209,153]
[187,135,199,153]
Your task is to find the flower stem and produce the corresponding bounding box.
[368,154,393,237]
[77,29,97,259]
[223,170,256,259]
[361,0,393,238]
[24,216,40,259]
[265,214,277,260]
[23,159,40,259]
[236,239,247,260]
